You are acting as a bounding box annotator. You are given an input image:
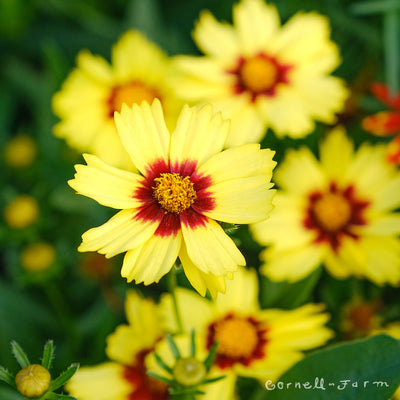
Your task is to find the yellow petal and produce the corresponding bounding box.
[215,267,259,315]
[66,363,131,400]
[362,214,400,236]
[111,30,168,81]
[178,241,228,297]
[114,100,170,177]
[78,209,158,258]
[181,217,244,275]
[274,147,325,194]
[261,245,324,282]
[159,286,215,333]
[170,104,229,169]
[193,11,239,58]
[69,154,142,209]
[121,232,181,284]
[319,126,354,181]
[250,193,314,250]
[205,176,275,224]
[233,0,280,55]
[76,49,114,84]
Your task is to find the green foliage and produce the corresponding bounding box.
[264,335,400,400]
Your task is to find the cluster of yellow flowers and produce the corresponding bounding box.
[47,0,400,398]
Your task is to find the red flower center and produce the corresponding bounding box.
[107,80,160,118]
[123,351,169,400]
[206,313,268,369]
[229,53,292,101]
[133,159,215,237]
[304,182,370,250]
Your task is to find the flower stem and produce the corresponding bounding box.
[168,265,184,334]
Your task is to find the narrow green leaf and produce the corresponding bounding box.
[41,340,54,370]
[154,352,173,374]
[203,342,219,371]
[201,375,226,385]
[10,341,30,369]
[166,335,181,360]
[384,11,400,95]
[45,393,77,400]
[146,371,174,386]
[264,335,400,400]
[0,366,15,386]
[350,0,400,14]
[190,330,196,358]
[48,364,79,392]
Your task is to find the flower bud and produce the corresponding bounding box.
[172,357,206,387]
[15,364,51,398]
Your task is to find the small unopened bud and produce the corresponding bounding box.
[172,357,206,387]
[15,364,51,398]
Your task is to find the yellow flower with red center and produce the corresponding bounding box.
[362,82,400,165]
[66,291,169,400]
[159,268,333,393]
[68,100,276,296]
[52,30,182,170]
[250,126,400,285]
[172,0,348,147]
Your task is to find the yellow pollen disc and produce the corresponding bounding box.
[153,173,197,214]
[313,192,352,232]
[214,317,259,359]
[240,56,278,93]
[110,81,158,114]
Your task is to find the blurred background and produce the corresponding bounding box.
[0,0,395,397]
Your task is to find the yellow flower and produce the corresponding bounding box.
[66,291,168,400]
[159,268,333,395]
[4,195,39,229]
[250,126,400,285]
[52,30,182,170]
[20,242,56,272]
[172,0,348,147]
[4,134,36,168]
[68,100,276,296]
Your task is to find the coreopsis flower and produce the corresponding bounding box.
[68,100,275,296]
[4,195,39,229]
[362,82,400,165]
[52,30,182,170]
[172,0,348,147]
[340,297,382,340]
[250,126,400,285]
[20,242,56,272]
[4,134,36,168]
[159,268,333,394]
[66,290,169,400]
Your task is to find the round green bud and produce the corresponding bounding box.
[172,357,206,387]
[15,364,51,398]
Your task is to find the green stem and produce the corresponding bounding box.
[168,265,184,334]
[384,11,399,95]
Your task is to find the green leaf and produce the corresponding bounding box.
[10,341,30,369]
[259,267,322,309]
[154,353,173,375]
[41,340,55,370]
[45,393,77,400]
[166,335,181,360]
[203,342,219,371]
[190,330,196,358]
[146,371,174,386]
[0,365,15,386]
[264,335,400,400]
[48,364,79,392]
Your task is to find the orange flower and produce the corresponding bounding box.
[362,82,400,165]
